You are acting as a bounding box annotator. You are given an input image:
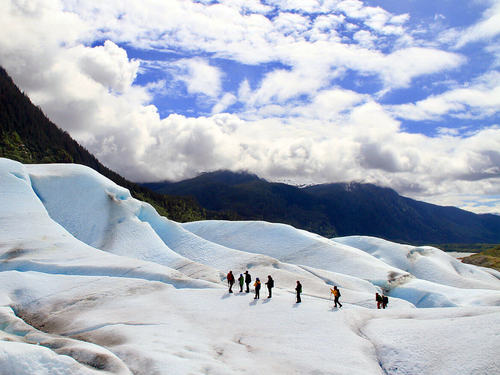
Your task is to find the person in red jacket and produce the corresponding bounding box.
[227,270,235,293]
[376,293,383,309]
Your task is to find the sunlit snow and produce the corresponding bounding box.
[1,158,499,374]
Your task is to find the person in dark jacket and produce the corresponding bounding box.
[227,270,235,293]
[382,294,388,309]
[332,286,342,308]
[238,274,244,293]
[376,293,382,309]
[244,270,251,293]
[265,275,274,298]
[295,281,302,303]
[254,278,261,299]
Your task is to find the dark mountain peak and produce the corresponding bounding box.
[303,181,397,197]
[195,170,263,186]
[142,170,262,194]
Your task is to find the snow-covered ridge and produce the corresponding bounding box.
[1,158,499,374]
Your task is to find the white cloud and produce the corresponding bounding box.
[173,58,223,98]
[377,47,465,88]
[273,12,311,40]
[458,195,500,215]
[336,0,407,35]
[388,72,500,121]
[353,30,376,48]
[243,66,329,108]
[220,0,272,14]
[266,0,323,13]
[486,43,500,67]
[212,93,237,114]
[77,41,139,93]
[455,1,500,48]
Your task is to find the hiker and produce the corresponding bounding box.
[295,281,302,303]
[332,286,342,308]
[244,270,251,293]
[382,294,388,309]
[227,270,235,293]
[376,293,383,309]
[254,278,261,299]
[265,275,274,298]
[238,273,244,292]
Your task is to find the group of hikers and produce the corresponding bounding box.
[226,270,388,308]
[226,270,302,302]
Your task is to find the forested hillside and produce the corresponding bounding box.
[0,66,207,222]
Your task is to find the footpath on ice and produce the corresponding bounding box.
[1,158,499,375]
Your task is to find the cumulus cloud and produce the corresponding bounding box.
[77,41,139,93]
[172,58,223,98]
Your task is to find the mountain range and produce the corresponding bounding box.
[1,65,500,245]
[143,171,500,244]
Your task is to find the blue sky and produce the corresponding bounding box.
[1,0,499,214]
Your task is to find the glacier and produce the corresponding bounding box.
[0,157,499,375]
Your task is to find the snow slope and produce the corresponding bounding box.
[182,220,410,285]
[333,236,500,290]
[1,158,499,374]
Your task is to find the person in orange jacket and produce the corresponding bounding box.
[332,286,342,308]
[254,278,261,299]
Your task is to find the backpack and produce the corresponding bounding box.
[383,296,388,304]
